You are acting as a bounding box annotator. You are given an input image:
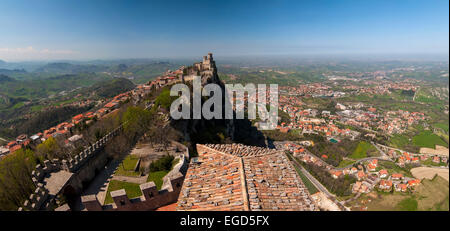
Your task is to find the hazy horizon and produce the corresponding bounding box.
[0,0,449,62]
[1,52,449,64]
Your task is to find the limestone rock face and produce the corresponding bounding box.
[173,53,265,147]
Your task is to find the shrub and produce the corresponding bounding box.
[149,155,174,172]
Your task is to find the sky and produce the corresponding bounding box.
[0,0,448,61]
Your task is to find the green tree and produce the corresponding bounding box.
[0,148,37,210]
[122,106,153,142]
[35,137,66,160]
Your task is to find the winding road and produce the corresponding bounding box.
[287,152,349,211]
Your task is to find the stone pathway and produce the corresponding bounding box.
[112,174,148,184]
[72,159,120,210]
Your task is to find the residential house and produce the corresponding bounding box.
[391,173,403,180]
[332,171,343,179]
[395,183,407,192]
[352,181,362,194]
[432,156,440,163]
[378,169,388,178]
[407,179,420,188]
[371,159,378,167]
[357,171,365,180]
[367,163,376,171]
[379,180,393,191]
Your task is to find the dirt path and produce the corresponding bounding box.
[112,174,148,184]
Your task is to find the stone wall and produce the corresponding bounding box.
[18,125,123,211]
[81,153,188,211]
[17,183,49,211]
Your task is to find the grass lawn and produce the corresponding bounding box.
[412,130,448,148]
[147,170,169,189]
[115,155,140,177]
[415,176,449,211]
[293,165,319,194]
[389,134,411,148]
[349,141,378,159]
[396,197,418,211]
[388,133,421,153]
[434,123,449,133]
[338,159,356,168]
[104,180,142,204]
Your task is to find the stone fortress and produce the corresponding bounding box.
[18,53,317,211]
[19,125,124,211]
[150,52,219,88]
[81,150,189,211]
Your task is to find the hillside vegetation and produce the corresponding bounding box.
[83,78,135,98]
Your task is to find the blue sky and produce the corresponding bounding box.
[0,0,448,61]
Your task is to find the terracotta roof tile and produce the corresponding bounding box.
[177,144,315,211]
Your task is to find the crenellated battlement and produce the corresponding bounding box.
[81,154,187,211]
[18,183,49,211]
[20,125,124,211]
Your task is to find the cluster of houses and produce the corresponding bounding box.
[279,141,333,171]
[349,159,422,194]
[397,151,448,167]
[284,143,425,195]
[1,59,198,160]
[285,142,379,194]
[1,134,32,157]
[376,110,427,134]
[0,81,155,159]
[335,104,427,135]
[278,102,360,139]
[276,77,427,141]
[341,79,418,96]
[279,83,331,97]
[148,67,184,87]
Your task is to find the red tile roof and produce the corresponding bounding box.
[9,145,22,153]
[73,114,84,121]
[177,144,315,211]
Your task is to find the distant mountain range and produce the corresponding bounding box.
[0,74,16,84]
[34,62,109,74]
[0,68,27,76]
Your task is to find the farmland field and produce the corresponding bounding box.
[412,130,448,148]
[411,167,449,181]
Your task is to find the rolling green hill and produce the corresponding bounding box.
[85,78,135,98]
[34,62,108,74]
[0,73,112,102]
